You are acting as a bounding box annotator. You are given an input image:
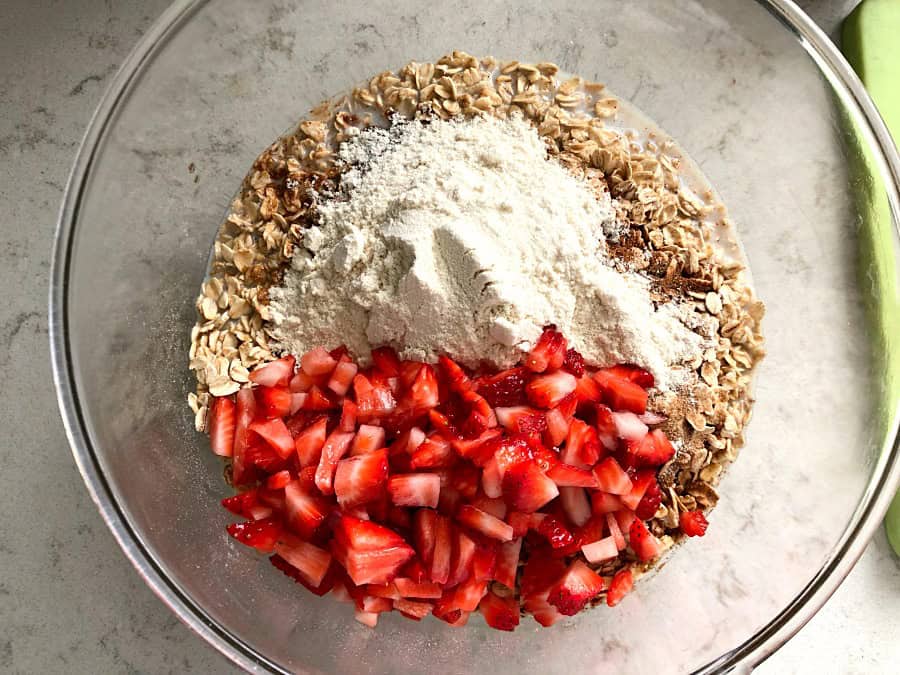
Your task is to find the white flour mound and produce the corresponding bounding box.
[269,115,701,390]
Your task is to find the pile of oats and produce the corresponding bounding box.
[187,51,765,589]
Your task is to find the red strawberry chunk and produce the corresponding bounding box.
[434,576,488,614]
[561,348,585,377]
[469,494,507,520]
[438,355,472,392]
[472,541,498,581]
[495,406,546,435]
[614,509,637,535]
[371,345,401,376]
[533,514,575,549]
[611,411,648,441]
[410,434,454,469]
[449,464,481,498]
[457,505,514,542]
[559,486,591,527]
[361,595,392,614]
[407,364,439,410]
[314,430,355,495]
[680,510,709,537]
[328,360,358,397]
[334,449,389,508]
[620,469,657,510]
[547,463,599,488]
[249,417,295,459]
[353,374,397,420]
[506,511,532,538]
[494,537,522,588]
[635,479,662,520]
[476,367,528,407]
[606,513,626,550]
[255,385,293,418]
[393,598,434,620]
[581,536,618,564]
[629,519,662,562]
[209,396,236,457]
[593,457,633,495]
[591,491,624,515]
[479,456,499,499]
[284,480,330,539]
[525,327,567,373]
[526,371,577,409]
[221,488,259,518]
[526,594,565,627]
[593,370,648,414]
[520,549,566,599]
[266,470,292,490]
[430,515,453,584]
[300,346,337,376]
[339,398,357,432]
[547,559,604,616]
[249,355,295,387]
[289,369,320,393]
[573,374,602,403]
[226,518,282,553]
[232,388,257,485]
[560,419,600,468]
[274,537,332,587]
[451,428,503,467]
[365,582,401,599]
[332,516,414,585]
[412,509,437,568]
[627,429,676,468]
[393,577,443,599]
[270,554,335,596]
[543,406,571,447]
[606,568,634,607]
[602,364,655,389]
[294,417,328,467]
[350,424,386,456]
[501,461,559,513]
[388,473,441,508]
[447,529,477,587]
[479,591,520,631]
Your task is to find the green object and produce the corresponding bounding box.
[842,0,900,556]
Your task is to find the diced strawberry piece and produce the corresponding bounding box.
[593,370,648,414]
[526,594,566,627]
[410,434,454,469]
[289,392,308,415]
[520,549,567,598]
[412,509,437,568]
[243,436,287,473]
[627,429,676,468]
[333,515,407,551]
[594,404,618,450]
[226,518,282,553]
[635,479,662,520]
[447,463,480,499]
[524,437,560,474]
[606,568,634,607]
[458,388,498,437]
[526,371,577,409]
[350,424,386,456]
[295,464,317,493]
[289,369,321,393]
[680,510,709,537]
[438,486,465,516]
[300,346,337,376]
[391,426,425,455]
[221,488,259,518]
[506,511,532,538]
[614,509,637,534]
[301,386,335,411]
[490,436,534,476]
[502,461,559,513]
[606,513,626,550]
[452,428,503,467]
[602,364,655,389]
[591,491,624,515]
[560,419,600,468]
[593,457,633,495]
[547,463,599,488]
[354,609,379,627]
[559,486,591,527]
[457,505,514,542]
[430,515,452,584]
[273,536,332,587]
[270,554,335,596]
[339,398,357,432]
[406,364,439,410]
[266,470,292,490]
[249,355,295,387]
[328,360,358,397]
[447,529,477,587]
[494,537,522,589]
[314,430,355,495]
[547,559,604,616]
[495,406,546,435]
[209,396,236,457]
[365,582,401,600]
[472,541,497,581]
[294,416,328,467]
[525,327,567,372]
[438,354,472,392]
[332,516,414,585]
[428,409,457,437]
[573,374,602,403]
[360,593,398,614]
[388,473,441,508]
[434,576,488,615]
[533,514,575,549]
[283,480,330,539]
[573,515,605,547]
[371,345,401,376]
[611,411,648,441]
[393,598,434,620]
[249,417,295,459]
[390,576,443,599]
[543,406,571,447]
[353,374,397,420]
[476,367,528,407]
[232,388,257,485]
[479,591,520,631]
[562,348,585,377]
[629,519,662,562]
[620,469,657,510]
[334,449,389,508]
[255,385,293,418]
[469,494,507,520]
[581,536,619,564]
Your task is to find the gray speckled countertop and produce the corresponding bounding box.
[1,0,898,673]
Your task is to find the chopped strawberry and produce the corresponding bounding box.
[525,327,567,373]
[547,463,599,488]
[388,473,441,508]
[314,430,356,495]
[593,457,633,495]
[526,595,565,627]
[434,576,488,615]
[620,469,657,510]
[572,515,605,547]
[334,449,389,507]
[458,388,497,436]
[635,479,662,520]
[226,518,282,553]
[591,491,624,515]
[573,373,602,403]
[594,404,618,450]
[301,386,335,411]
[452,428,503,467]
[266,469,292,490]
[602,364,654,389]
[430,515,452,584]
[249,355,295,387]
[339,398,357,432]
[506,511,532,538]
[353,374,397,420]
[547,559,604,616]
[350,424,386,456]
[412,508,437,568]
[283,480,330,539]
[593,370,648,414]
[449,464,481,498]
[289,392,308,415]
[526,371,577,409]
[407,364,439,410]
[476,367,528,407]
[393,598,434,620]
[300,346,337,376]
[490,435,534,476]
[209,396,236,457]
[365,582,401,600]
[614,509,637,534]
[371,345,401,376]
[447,529,477,587]
[249,417,295,459]
[243,437,287,473]
[627,429,676,468]
[438,355,472,392]
[410,434,454,469]
[469,494,507,520]
[457,505,514,542]
[328,360,358,397]
[354,609,379,627]
[294,416,328,467]
[494,537,522,588]
[221,488,259,518]
[274,536,332,587]
[606,567,634,607]
[501,461,559,513]
[479,591,520,631]
[560,419,600,468]
[606,513,626,550]
[472,541,498,581]
[543,406,571,447]
[494,406,546,435]
[480,456,500,499]
[629,519,662,562]
[231,388,257,485]
[559,486,591,527]
[581,536,618,564]
[680,510,709,537]
[270,554,335,596]
[332,516,414,585]
[611,411,648,441]
[289,369,320,393]
[255,385,293,418]
[561,348,585,377]
[533,514,575,550]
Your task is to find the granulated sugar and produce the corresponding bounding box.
[268,115,701,390]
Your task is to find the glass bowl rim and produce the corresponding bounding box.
[48,0,900,672]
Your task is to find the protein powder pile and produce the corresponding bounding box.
[268,115,702,390]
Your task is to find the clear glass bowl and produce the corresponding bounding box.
[50,0,900,672]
